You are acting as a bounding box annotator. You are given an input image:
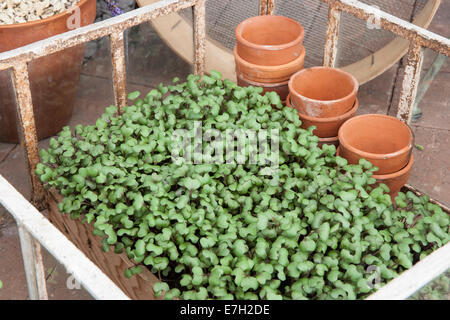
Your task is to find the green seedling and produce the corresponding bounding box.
[36,71,450,300]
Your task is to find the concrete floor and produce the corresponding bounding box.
[0,4,449,300]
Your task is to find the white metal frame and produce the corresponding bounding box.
[367,242,450,300]
[0,0,448,300]
[0,175,130,300]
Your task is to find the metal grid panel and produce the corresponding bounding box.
[180,0,428,68]
[181,0,260,50]
[276,0,329,67]
[336,0,427,67]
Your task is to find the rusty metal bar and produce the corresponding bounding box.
[259,0,274,15]
[259,0,268,15]
[321,0,450,56]
[397,41,424,124]
[266,0,275,15]
[110,32,128,111]
[11,62,46,210]
[193,0,206,76]
[0,0,197,71]
[324,6,341,67]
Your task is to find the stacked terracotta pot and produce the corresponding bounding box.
[234,15,306,102]
[287,66,359,148]
[337,114,414,198]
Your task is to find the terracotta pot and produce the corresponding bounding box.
[288,67,358,118]
[0,0,96,143]
[236,72,289,102]
[235,15,304,66]
[338,114,414,175]
[286,93,358,138]
[234,46,305,83]
[318,136,339,149]
[337,147,414,199]
[373,154,414,199]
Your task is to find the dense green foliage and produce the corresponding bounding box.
[36,72,449,300]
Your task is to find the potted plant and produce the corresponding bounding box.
[0,0,96,143]
[36,72,449,300]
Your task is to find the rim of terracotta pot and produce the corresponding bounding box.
[234,46,305,71]
[288,66,359,105]
[336,147,414,179]
[0,0,91,28]
[235,15,305,51]
[319,136,339,143]
[338,114,414,161]
[373,154,414,180]
[236,71,289,87]
[286,93,359,122]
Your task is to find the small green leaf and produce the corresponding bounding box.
[153,282,169,297]
[128,91,141,100]
[241,277,258,292]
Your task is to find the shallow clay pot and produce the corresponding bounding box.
[236,72,289,102]
[338,114,413,175]
[337,147,414,199]
[286,93,358,138]
[288,67,358,118]
[235,15,304,66]
[0,0,96,143]
[373,154,414,199]
[234,46,305,83]
[318,136,339,149]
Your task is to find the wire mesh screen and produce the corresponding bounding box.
[181,0,428,68]
[334,0,427,67]
[181,0,260,50]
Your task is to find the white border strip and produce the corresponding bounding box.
[367,242,450,300]
[0,175,130,300]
